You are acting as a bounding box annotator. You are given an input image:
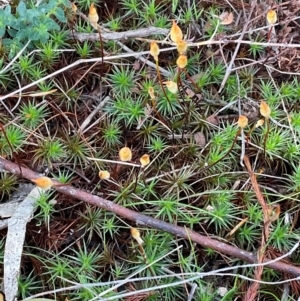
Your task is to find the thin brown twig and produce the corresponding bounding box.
[0,157,300,277]
[243,155,271,301]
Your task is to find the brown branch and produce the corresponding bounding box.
[243,155,272,301]
[1,157,300,277]
[244,155,270,230]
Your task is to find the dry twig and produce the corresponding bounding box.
[243,155,272,301]
[72,27,169,42]
[0,157,300,278]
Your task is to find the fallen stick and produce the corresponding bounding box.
[71,27,169,42]
[0,157,300,277]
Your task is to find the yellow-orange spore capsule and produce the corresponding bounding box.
[260,101,271,118]
[88,3,99,29]
[255,119,265,128]
[176,54,188,68]
[170,20,183,43]
[150,42,160,61]
[71,2,77,13]
[99,170,110,180]
[267,205,280,222]
[148,87,155,100]
[176,40,187,54]
[238,115,248,129]
[140,154,150,167]
[31,177,53,191]
[119,147,132,162]
[130,227,144,245]
[163,81,178,94]
[266,9,277,25]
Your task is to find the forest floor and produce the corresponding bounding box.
[1,0,300,300]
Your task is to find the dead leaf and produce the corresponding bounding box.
[132,60,140,70]
[185,88,195,98]
[203,21,212,33]
[219,11,234,25]
[195,93,202,100]
[190,72,205,82]
[206,114,219,125]
[194,132,206,147]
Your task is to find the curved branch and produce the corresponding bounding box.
[1,157,300,277]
